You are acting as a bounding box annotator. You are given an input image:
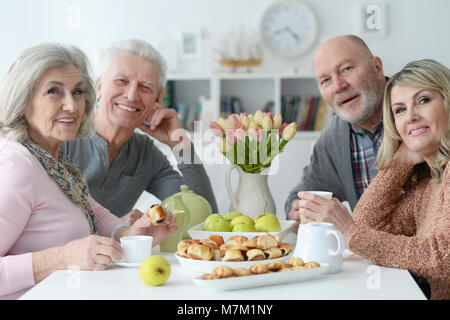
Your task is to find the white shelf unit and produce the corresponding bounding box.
[166,72,322,140]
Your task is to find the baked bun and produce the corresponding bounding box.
[304,261,320,268]
[245,248,265,261]
[147,204,165,225]
[256,234,279,249]
[263,247,282,259]
[249,263,269,274]
[212,266,234,279]
[288,257,305,267]
[279,243,292,256]
[233,268,253,277]
[209,235,225,247]
[222,249,244,262]
[177,240,191,258]
[187,243,213,261]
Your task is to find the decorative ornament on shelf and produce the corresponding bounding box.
[214,25,263,73]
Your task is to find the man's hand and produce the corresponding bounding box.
[138,103,191,150]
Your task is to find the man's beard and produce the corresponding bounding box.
[331,81,383,125]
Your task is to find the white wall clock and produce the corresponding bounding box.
[260,0,318,59]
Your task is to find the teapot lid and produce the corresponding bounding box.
[180,184,194,193]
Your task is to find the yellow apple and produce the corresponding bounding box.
[139,255,171,286]
[230,215,255,227]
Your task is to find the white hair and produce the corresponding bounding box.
[0,43,96,141]
[99,39,168,88]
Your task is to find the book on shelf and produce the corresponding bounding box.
[281,95,331,131]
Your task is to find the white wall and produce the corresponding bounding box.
[1,0,449,76]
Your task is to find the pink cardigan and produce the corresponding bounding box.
[0,138,124,299]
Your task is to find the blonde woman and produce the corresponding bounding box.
[297,59,449,300]
[0,43,176,299]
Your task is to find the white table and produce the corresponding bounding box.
[19,235,425,300]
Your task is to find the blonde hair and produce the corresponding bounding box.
[0,43,96,142]
[376,59,450,182]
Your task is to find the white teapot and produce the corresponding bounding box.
[293,222,345,274]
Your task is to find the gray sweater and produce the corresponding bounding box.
[62,131,218,217]
[284,115,358,217]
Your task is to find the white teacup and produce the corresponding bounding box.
[293,222,344,274]
[119,236,153,264]
[303,191,333,199]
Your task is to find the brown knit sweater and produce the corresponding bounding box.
[348,159,450,300]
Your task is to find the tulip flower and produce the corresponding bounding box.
[210,121,224,137]
[228,114,240,127]
[214,112,296,173]
[253,110,263,126]
[261,114,273,131]
[273,113,282,129]
[281,122,297,141]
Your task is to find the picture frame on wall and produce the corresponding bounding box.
[179,30,202,60]
[358,2,387,39]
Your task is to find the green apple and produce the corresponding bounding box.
[139,255,171,286]
[223,211,243,221]
[254,214,281,232]
[203,216,232,232]
[254,213,277,222]
[203,213,225,230]
[232,223,257,232]
[230,215,255,227]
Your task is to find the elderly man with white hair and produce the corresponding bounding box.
[62,39,218,221]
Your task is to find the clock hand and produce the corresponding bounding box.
[286,27,301,42]
[273,27,289,35]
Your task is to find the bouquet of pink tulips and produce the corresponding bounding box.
[210,110,297,173]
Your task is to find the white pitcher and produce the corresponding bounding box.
[225,165,276,218]
[293,222,345,274]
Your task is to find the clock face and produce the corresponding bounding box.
[261,1,318,59]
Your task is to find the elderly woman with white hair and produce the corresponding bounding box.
[0,43,177,299]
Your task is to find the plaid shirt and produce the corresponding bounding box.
[349,119,384,200]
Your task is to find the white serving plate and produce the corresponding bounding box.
[187,220,296,242]
[175,251,293,274]
[193,263,330,291]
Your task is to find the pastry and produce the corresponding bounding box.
[266,261,289,272]
[278,243,292,256]
[249,263,269,274]
[245,248,265,261]
[212,266,234,279]
[288,257,305,267]
[256,234,279,249]
[222,249,244,262]
[263,247,282,259]
[304,261,320,268]
[233,268,253,277]
[147,204,165,225]
[201,273,215,280]
[209,235,225,247]
[226,236,249,250]
[177,240,191,258]
[242,240,257,250]
[187,243,213,261]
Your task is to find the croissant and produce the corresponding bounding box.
[187,243,213,261]
[212,266,234,279]
[249,263,269,274]
[288,257,305,267]
[304,261,321,268]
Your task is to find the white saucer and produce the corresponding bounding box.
[112,261,142,268]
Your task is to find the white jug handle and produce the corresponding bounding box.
[225,165,239,210]
[327,229,345,256]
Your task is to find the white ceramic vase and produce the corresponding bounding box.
[225,165,276,218]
